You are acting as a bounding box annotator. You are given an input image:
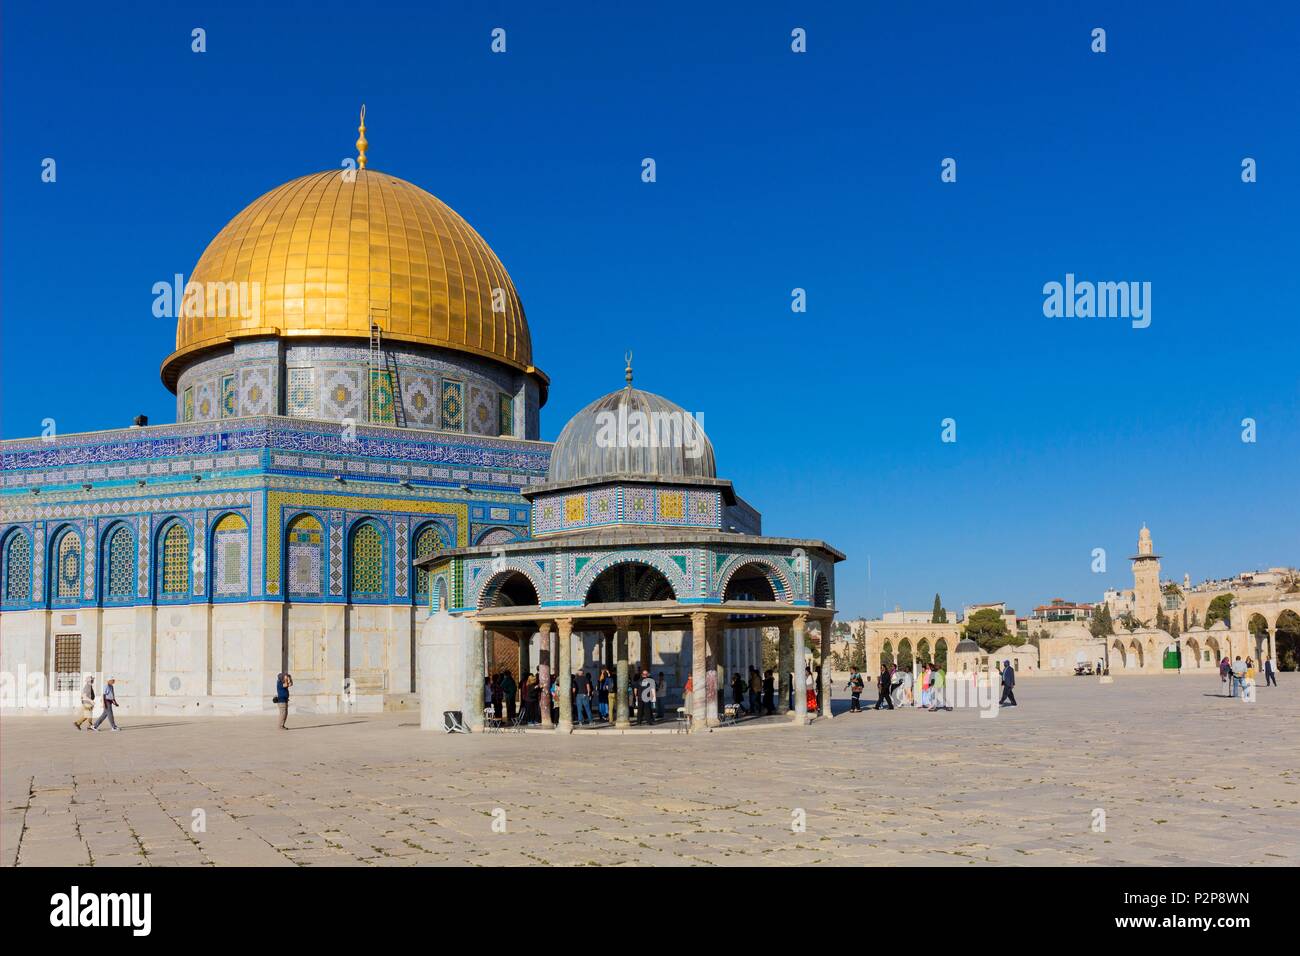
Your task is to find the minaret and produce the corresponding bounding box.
[1131,524,1161,624]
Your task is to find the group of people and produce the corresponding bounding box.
[847,659,1020,712]
[72,675,124,731]
[1219,655,1276,698]
[729,666,776,715]
[486,667,667,725]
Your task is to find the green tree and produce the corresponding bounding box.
[931,594,947,624]
[964,608,1011,651]
[850,620,867,671]
[1090,604,1114,638]
[1205,593,1235,629]
[1119,611,1141,632]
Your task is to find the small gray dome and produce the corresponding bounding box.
[547,383,716,484]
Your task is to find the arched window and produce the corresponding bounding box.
[212,513,249,597]
[350,521,385,598]
[412,524,442,598]
[105,524,135,600]
[160,522,190,597]
[286,514,324,598]
[55,529,83,600]
[4,532,32,603]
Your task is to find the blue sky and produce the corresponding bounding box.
[3,1,1297,618]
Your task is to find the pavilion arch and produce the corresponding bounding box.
[1129,639,1144,668]
[881,640,894,667]
[585,561,677,605]
[478,568,541,609]
[916,637,932,666]
[1204,635,1222,663]
[574,551,691,602]
[98,519,137,604]
[721,560,784,603]
[1183,636,1202,668]
[897,637,914,669]
[430,575,449,612]
[1111,639,1127,669]
[1275,609,1300,671]
[933,635,949,668]
[812,571,832,609]
[716,554,794,603]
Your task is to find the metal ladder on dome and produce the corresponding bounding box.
[367,309,404,428]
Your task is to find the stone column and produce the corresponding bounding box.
[792,614,808,725]
[614,616,631,728]
[705,620,721,726]
[466,621,485,731]
[604,631,614,669]
[537,622,553,727]
[517,631,530,682]
[639,631,652,675]
[820,617,834,720]
[690,611,709,731]
[778,619,793,714]
[556,618,573,733]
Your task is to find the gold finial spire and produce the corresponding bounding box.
[624,350,634,386]
[356,104,368,170]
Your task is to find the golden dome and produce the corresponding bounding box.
[161,168,543,391]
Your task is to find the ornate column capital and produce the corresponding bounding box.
[537,621,553,636]
[554,617,573,637]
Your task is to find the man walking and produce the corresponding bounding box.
[92,678,122,731]
[1264,656,1278,687]
[748,666,762,716]
[846,668,864,712]
[274,671,293,729]
[998,660,1017,707]
[874,664,894,710]
[74,675,96,730]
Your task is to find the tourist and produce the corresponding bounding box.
[491,674,504,720]
[919,664,930,708]
[500,670,518,722]
[656,672,666,719]
[92,678,123,731]
[1219,657,1230,689]
[683,674,694,716]
[1243,660,1257,700]
[638,669,656,724]
[874,664,894,710]
[749,667,762,715]
[596,668,610,720]
[762,669,775,714]
[1264,656,1278,687]
[929,664,947,712]
[845,668,864,712]
[731,672,745,710]
[273,672,292,730]
[74,675,95,731]
[575,670,593,725]
[998,661,1017,707]
[1231,656,1246,698]
[804,667,817,714]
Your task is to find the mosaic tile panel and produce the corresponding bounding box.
[287,514,324,597]
[56,530,81,599]
[5,532,31,602]
[321,369,363,421]
[212,513,248,596]
[401,372,437,427]
[220,375,237,418]
[195,379,216,421]
[106,525,134,598]
[33,527,44,602]
[182,387,194,424]
[137,517,149,598]
[369,370,396,425]
[394,520,408,598]
[468,385,493,436]
[238,366,272,416]
[288,367,317,418]
[192,514,206,596]
[498,393,514,437]
[441,380,464,432]
[161,523,189,596]
[351,522,384,595]
[329,517,343,596]
[412,524,441,595]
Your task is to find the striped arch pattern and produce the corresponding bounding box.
[471,559,549,610]
[715,553,796,603]
[572,550,693,604]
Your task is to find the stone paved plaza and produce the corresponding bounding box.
[2,674,1295,867]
